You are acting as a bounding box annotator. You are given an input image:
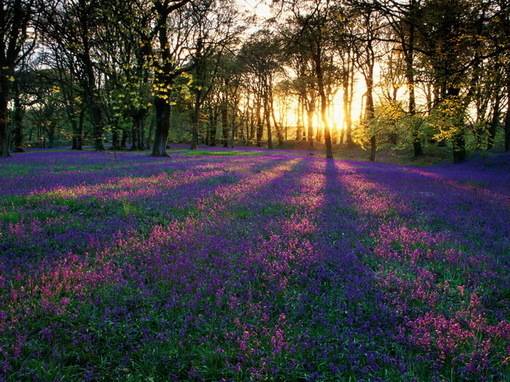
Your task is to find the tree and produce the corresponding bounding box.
[286,1,338,159]
[0,0,37,157]
[239,30,283,149]
[417,0,483,163]
[188,0,242,150]
[352,2,384,161]
[374,0,425,157]
[150,0,193,156]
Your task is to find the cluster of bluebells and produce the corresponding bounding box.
[0,149,509,381]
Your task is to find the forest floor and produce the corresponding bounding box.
[0,148,509,381]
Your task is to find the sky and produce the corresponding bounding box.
[236,0,272,25]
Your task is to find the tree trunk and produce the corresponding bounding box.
[72,110,84,150]
[121,128,128,150]
[343,63,353,146]
[131,113,145,151]
[151,7,174,157]
[221,102,229,148]
[296,95,303,141]
[152,97,171,156]
[365,92,376,160]
[13,89,24,152]
[306,101,314,149]
[505,109,510,152]
[370,136,377,162]
[448,87,466,163]
[405,4,422,157]
[453,133,466,163]
[265,95,273,149]
[0,77,10,157]
[112,129,120,151]
[505,84,510,152]
[270,93,284,146]
[488,91,501,150]
[191,97,200,150]
[365,73,376,162]
[210,107,218,146]
[80,9,104,151]
[320,90,333,159]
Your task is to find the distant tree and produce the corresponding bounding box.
[239,30,283,149]
[188,0,242,150]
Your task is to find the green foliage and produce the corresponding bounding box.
[428,97,467,143]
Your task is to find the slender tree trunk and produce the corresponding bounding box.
[249,108,256,143]
[137,114,145,150]
[447,87,466,163]
[75,110,84,150]
[307,102,314,148]
[488,91,501,150]
[0,77,11,157]
[255,93,263,147]
[221,102,229,148]
[13,89,24,152]
[505,83,510,152]
[112,129,120,150]
[405,3,422,157]
[131,113,145,150]
[265,94,273,149]
[343,63,353,146]
[121,128,128,149]
[366,77,376,162]
[270,91,284,146]
[296,95,303,141]
[210,107,218,146]
[191,97,200,150]
[320,91,333,159]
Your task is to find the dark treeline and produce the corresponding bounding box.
[1,0,509,162]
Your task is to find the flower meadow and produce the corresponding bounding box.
[0,149,509,381]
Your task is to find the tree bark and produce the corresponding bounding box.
[221,102,229,148]
[405,0,422,157]
[306,101,314,149]
[191,97,200,150]
[343,61,354,146]
[488,91,501,150]
[448,87,466,163]
[13,85,24,152]
[505,83,510,152]
[0,76,10,157]
[152,97,171,156]
[265,93,273,149]
[79,1,104,151]
[296,95,303,141]
[151,9,172,157]
[365,73,376,162]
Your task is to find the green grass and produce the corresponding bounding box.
[0,164,33,177]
